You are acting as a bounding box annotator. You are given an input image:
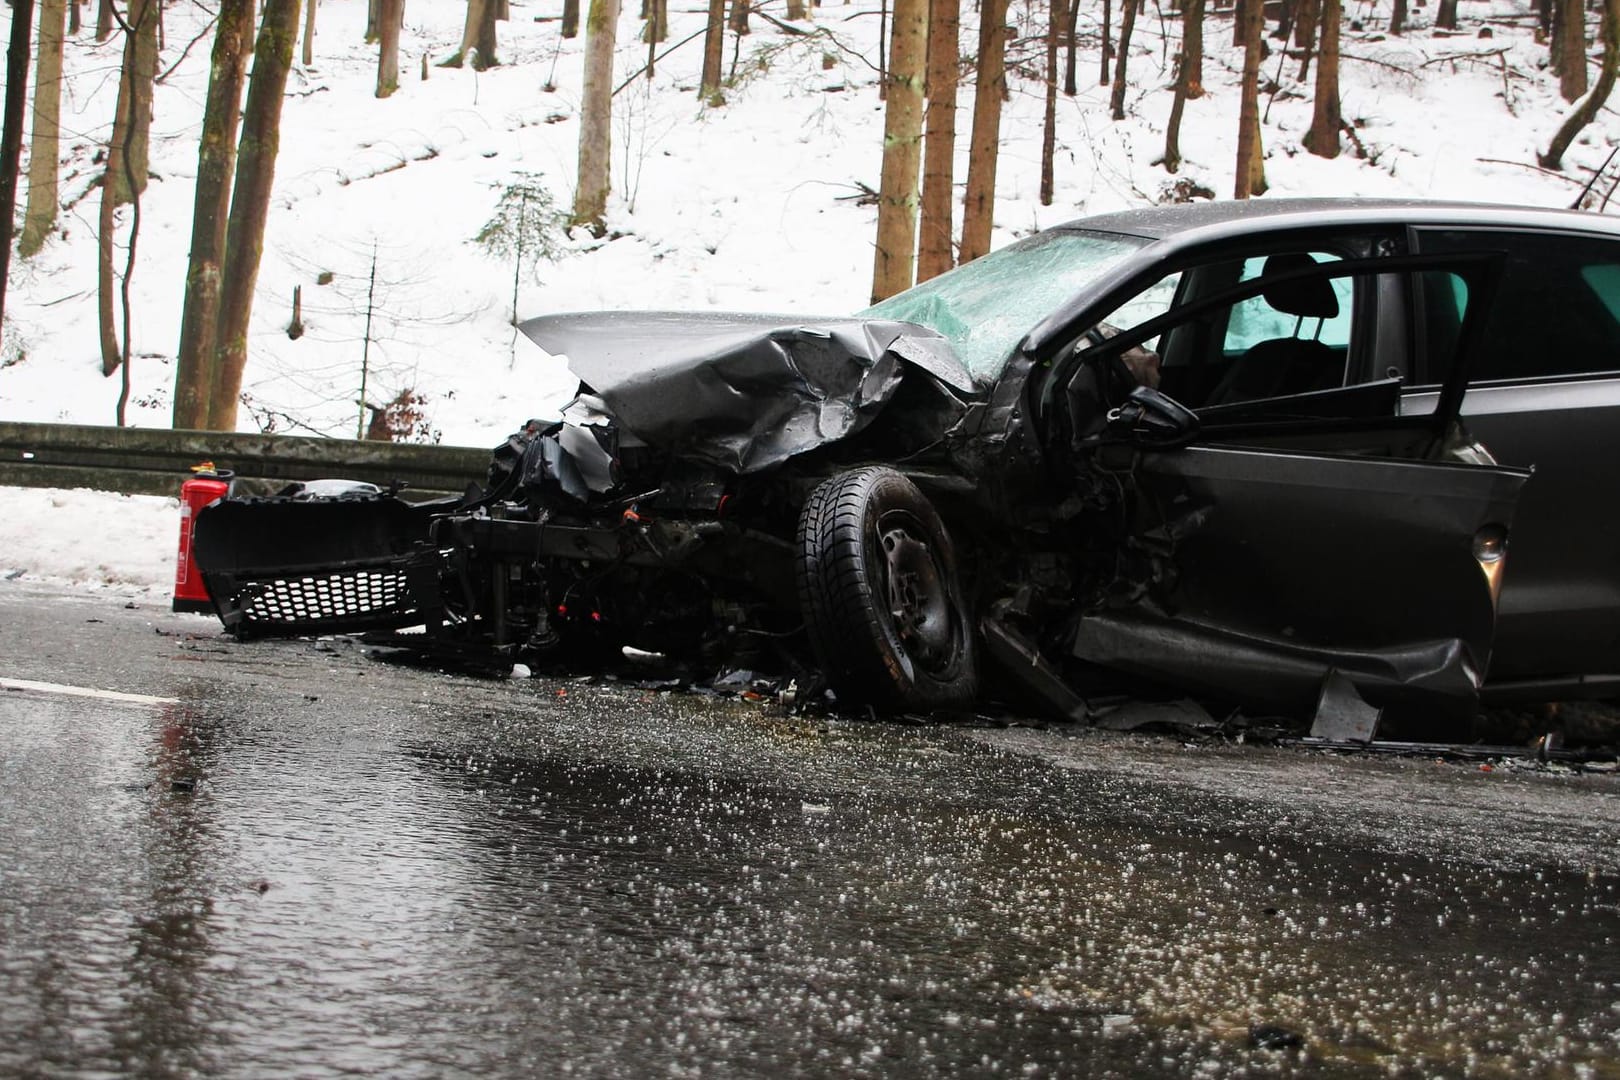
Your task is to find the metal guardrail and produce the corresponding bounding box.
[0,421,494,498]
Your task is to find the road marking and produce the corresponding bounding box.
[0,678,178,706]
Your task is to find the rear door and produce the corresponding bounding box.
[1409,227,1620,683]
[1046,250,1530,715]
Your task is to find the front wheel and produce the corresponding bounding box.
[796,467,978,710]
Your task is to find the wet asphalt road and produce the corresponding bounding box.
[2,582,1618,1077]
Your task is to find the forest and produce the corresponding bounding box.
[0,0,1612,442]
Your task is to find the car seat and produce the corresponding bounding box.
[1206,253,1343,405]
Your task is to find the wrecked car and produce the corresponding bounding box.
[194,199,1620,733]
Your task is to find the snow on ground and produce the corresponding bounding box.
[0,486,177,594]
[0,0,1615,589]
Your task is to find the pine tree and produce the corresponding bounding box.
[959,0,1005,264]
[916,0,958,282]
[19,0,64,257]
[1303,0,1341,157]
[870,0,928,301]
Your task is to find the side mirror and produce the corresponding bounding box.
[1105,386,1201,448]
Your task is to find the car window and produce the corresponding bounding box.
[1223,254,1353,353]
[1414,229,1620,384]
[860,229,1148,380]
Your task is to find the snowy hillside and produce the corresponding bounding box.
[0,0,1610,445]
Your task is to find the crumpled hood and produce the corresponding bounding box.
[519,311,975,474]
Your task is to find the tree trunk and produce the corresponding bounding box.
[1063,0,1078,94]
[1435,0,1458,30]
[700,0,724,99]
[0,0,32,346]
[68,0,80,36]
[1039,0,1057,203]
[106,0,157,206]
[175,0,253,430]
[729,0,748,35]
[95,0,111,41]
[1544,0,1620,170]
[959,0,1005,264]
[20,0,64,258]
[209,0,303,431]
[1390,0,1406,35]
[460,0,500,68]
[1184,0,1204,96]
[1558,0,1588,102]
[303,0,316,65]
[916,0,957,282]
[870,0,927,302]
[1110,0,1138,119]
[1098,0,1110,85]
[366,0,380,41]
[1164,0,1204,172]
[376,0,402,96]
[1303,0,1340,157]
[641,0,666,44]
[1234,0,1267,198]
[786,0,810,18]
[1295,0,1318,79]
[572,0,620,235]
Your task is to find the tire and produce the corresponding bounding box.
[796,467,978,710]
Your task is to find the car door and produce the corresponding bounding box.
[1407,227,1620,687]
[1041,250,1530,717]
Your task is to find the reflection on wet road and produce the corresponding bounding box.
[1,585,1617,1076]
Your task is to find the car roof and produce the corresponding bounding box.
[1055,198,1620,244]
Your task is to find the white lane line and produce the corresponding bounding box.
[0,678,178,706]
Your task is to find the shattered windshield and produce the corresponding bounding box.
[861,229,1148,379]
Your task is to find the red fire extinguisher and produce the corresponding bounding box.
[173,462,234,614]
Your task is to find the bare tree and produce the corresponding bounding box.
[1303,0,1340,157]
[641,0,667,44]
[1098,0,1110,85]
[1557,0,1588,102]
[729,0,748,35]
[1184,0,1205,95]
[1234,0,1267,198]
[573,0,621,235]
[1435,0,1459,30]
[916,0,958,282]
[1110,0,1138,119]
[1163,0,1203,172]
[1063,0,1078,94]
[960,0,1005,264]
[20,0,64,257]
[376,0,403,95]
[0,0,33,345]
[870,0,927,301]
[95,0,111,41]
[105,0,157,206]
[700,0,724,99]
[175,0,254,429]
[209,0,304,430]
[68,0,80,35]
[1039,0,1058,204]
[446,0,501,68]
[1295,0,1318,79]
[1545,0,1620,169]
[1390,0,1406,35]
[562,0,579,37]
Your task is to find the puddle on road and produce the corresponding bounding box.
[2,673,1617,1077]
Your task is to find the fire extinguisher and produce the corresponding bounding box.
[172,462,235,614]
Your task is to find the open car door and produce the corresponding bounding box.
[1043,251,1530,721]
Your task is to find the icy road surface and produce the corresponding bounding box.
[2,581,1616,1076]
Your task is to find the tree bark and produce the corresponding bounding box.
[1063,0,1078,94]
[1098,0,1110,85]
[303,0,316,65]
[1544,0,1620,170]
[572,0,620,235]
[1390,0,1406,35]
[1295,0,1318,79]
[729,0,748,35]
[1163,0,1203,172]
[209,0,303,430]
[700,0,724,99]
[1110,0,1138,119]
[1234,0,1267,198]
[1435,0,1459,30]
[870,0,927,302]
[1303,0,1340,157]
[960,0,1004,264]
[0,0,33,346]
[1558,0,1588,102]
[1184,0,1204,96]
[786,0,810,19]
[175,0,253,429]
[68,0,80,36]
[916,0,957,282]
[106,0,158,206]
[1039,0,1057,203]
[640,0,666,44]
[95,0,111,41]
[20,0,64,257]
[456,0,500,68]
[376,0,402,95]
